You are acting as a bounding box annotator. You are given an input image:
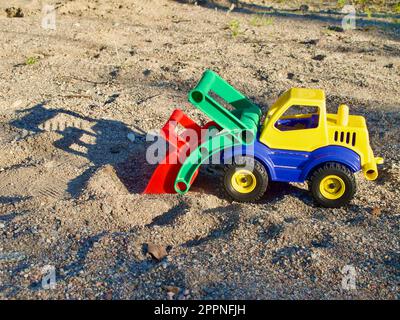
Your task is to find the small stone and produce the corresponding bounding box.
[287,72,295,80]
[0,223,5,229]
[5,7,24,18]
[147,243,168,261]
[300,5,309,12]
[101,203,112,215]
[104,291,113,300]
[301,39,319,45]
[127,133,135,142]
[166,292,174,300]
[313,54,326,61]
[327,25,344,32]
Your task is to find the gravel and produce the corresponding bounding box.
[0,0,399,300]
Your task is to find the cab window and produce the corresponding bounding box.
[274,105,319,131]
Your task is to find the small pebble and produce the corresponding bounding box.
[127,133,135,142]
[166,292,174,300]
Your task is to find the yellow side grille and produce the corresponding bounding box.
[334,131,357,147]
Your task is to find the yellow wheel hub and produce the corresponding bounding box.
[319,175,346,200]
[231,170,257,194]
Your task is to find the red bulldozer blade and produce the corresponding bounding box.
[143,109,215,194]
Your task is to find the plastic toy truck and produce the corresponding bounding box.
[144,70,382,208]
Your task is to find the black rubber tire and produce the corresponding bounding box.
[309,162,356,208]
[221,156,268,202]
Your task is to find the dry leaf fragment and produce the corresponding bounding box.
[165,286,180,294]
[371,207,382,217]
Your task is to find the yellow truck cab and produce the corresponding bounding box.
[259,88,383,181]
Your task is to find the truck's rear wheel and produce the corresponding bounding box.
[309,162,356,208]
[222,156,268,202]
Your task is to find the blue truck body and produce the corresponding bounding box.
[222,138,362,183]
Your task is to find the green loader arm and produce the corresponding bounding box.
[174,70,262,194]
[189,69,261,142]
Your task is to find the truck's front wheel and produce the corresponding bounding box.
[310,162,356,208]
[222,156,268,202]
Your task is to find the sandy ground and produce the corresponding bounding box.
[0,0,399,299]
